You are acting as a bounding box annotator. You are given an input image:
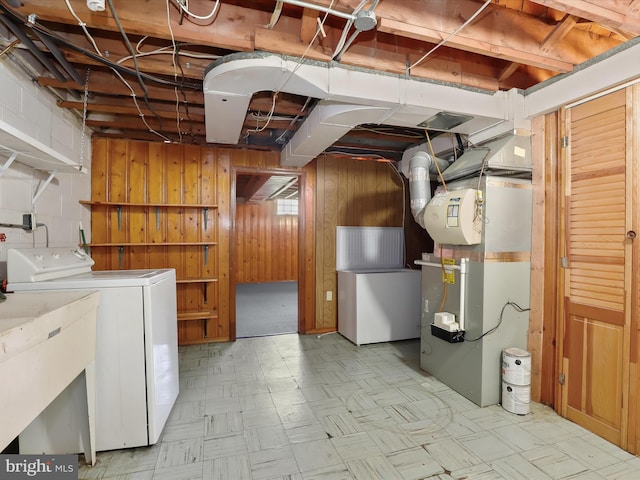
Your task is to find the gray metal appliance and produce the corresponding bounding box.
[416,174,533,407]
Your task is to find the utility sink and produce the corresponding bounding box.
[0,290,100,464]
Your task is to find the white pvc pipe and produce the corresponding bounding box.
[458,258,467,331]
[279,0,356,21]
[414,258,468,331]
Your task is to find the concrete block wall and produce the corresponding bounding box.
[0,59,91,279]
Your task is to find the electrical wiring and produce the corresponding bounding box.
[107,0,167,135]
[425,130,447,191]
[116,46,220,65]
[248,112,299,122]
[60,0,173,142]
[331,0,382,60]
[323,150,391,161]
[12,8,200,90]
[353,125,424,139]
[409,0,492,71]
[165,0,182,143]
[64,0,102,54]
[274,95,313,144]
[331,0,367,60]
[174,0,220,21]
[276,0,334,94]
[264,1,284,29]
[465,300,530,342]
[245,92,278,134]
[245,0,335,137]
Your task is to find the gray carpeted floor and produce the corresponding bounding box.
[236,281,298,338]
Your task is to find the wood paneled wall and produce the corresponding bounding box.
[234,200,299,283]
[88,139,317,344]
[89,139,229,345]
[314,155,428,331]
[88,139,425,341]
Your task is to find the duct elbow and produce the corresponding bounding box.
[409,151,433,229]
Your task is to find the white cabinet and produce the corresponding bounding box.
[338,269,421,345]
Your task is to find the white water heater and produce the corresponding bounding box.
[423,188,482,245]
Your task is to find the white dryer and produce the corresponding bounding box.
[7,247,179,452]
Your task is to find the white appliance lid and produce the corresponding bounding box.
[336,226,404,271]
[7,247,94,283]
[9,268,176,290]
[7,247,176,288]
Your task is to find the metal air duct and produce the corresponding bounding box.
[203,53,519,166]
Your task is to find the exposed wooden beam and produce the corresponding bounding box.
[239,174,272,202]
[14,0,263,50]
[242,118,299,131]
[528,0,640,35]
[375,0,619,72]
[38,74,205,104]
[249,93,309,117]
[542,14,578,53]
[58,100,205,121]
[300,8,319,43]
[498,62,521,83]
[97,95,204,115]
[86,116,205,135]
[93,130,206,144]
[254,27,332,61]
[60,49,206,80]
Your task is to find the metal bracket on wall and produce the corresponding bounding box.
[32,171,57,205]
[203,283,208,305]
[203,207,208,231]
[118,246,124,269]
[204,245,209,265]
[0,152,17,177]
[116,205,122,230]
[155,207,160,231]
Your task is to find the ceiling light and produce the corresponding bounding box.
[354,10,377,32]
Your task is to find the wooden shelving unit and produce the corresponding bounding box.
[82,199,221,345]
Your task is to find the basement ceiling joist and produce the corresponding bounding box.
[0,0,636,158]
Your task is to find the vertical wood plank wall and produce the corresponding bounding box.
[88,140,414,342]
[313,155,428,332]
[89,139,228,345]
[235,201,298,284]
[529,113,560,405]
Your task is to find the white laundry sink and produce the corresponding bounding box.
[0,290,99,464]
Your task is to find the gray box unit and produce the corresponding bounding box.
[417,175,532,407]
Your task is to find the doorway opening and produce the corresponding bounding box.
[236,281,298,338]
[232,169,302,339]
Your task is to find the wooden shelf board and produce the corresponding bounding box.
[178,311,219,321]
[88,242,218,247]
[81,200,217,208]
[177,278,219,284]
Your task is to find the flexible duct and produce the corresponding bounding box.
[409,151,437,228]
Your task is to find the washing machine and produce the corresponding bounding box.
[7,247,179,453]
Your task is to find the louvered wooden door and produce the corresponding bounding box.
[561,89,633,448]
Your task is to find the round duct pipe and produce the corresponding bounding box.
[409,151,435,229]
